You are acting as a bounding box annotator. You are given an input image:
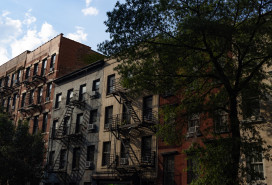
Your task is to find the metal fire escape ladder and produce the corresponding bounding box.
[117,92,141,125]
[120,138,140,166]
[54,105,75,143]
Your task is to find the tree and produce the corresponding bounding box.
[0,113,45,185]
[99,0,272,184]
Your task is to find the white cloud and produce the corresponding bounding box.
[82,0,98,16]
[23,10,36,26]
[11,22,57,57]
[86,0,92,7]
[0,10,57,63]
[82,6,99,16]
[67,27,87,42]
[0,47,9,63]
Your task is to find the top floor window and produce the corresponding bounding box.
[107,74,115,94]
[41,58,47,76]
[16,70,21,83]
[50,54,56,72]
[66,89,73,105]
[5,76,9,87]
[33,63,38,76]
[79,84,86,101]
[25,67,30,80]
[10,74,15,87]
[55,93,62,108]
[92,79,100,92]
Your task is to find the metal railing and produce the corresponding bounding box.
[109,109,158,131]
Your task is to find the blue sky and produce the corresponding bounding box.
[0,0,120,64]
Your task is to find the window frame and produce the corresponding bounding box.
[55,93,62,108]
[107,74,115,94]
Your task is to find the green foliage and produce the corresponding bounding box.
[99,0,272,184]
[0,115,45,185]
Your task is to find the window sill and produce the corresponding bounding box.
[54,107,61,111]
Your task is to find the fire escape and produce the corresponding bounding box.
[46,92,90,184]
[0,70,22,119]
[19,68,46,117]
[106,78,157,182]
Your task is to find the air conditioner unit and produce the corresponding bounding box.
[87,124,95,131]
[85,161,93,168]
[120,158,128,165]
[90,91,99,99]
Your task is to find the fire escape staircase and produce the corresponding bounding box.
[107,79,156,178]
[47,97,89,184]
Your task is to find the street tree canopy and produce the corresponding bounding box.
[99,0,272,184]
[0,114,45,185]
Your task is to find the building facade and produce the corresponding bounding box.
[0,33,101,154]
[45,58,159,185]
[45,60,104,185]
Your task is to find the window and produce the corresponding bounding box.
[59,149,67,169]
[75,113,83,133]
[16,70,21,83]
[50,54,56,72]
[105,106,113,129]
[107,74,115,94]
[102,141,111,166]
[6,97,10,112]
[79,84,86,101]
[242,85,260,120]
[143,96,153,121]
[187,156,198,184]
[120,139,130,163]
[41,58,47,76]
[87,145,95,162]
[48,151,55,168]
[42,113,48,133]
[89,109,98,124]
[72,147,81,169]
[141,136,152,163]
[5,76,9,87]
[66,89,73,105]
[29,89,34,105]
[33,63,38,76]
[46,83,52,101]
[10,73,15,87]
[52,119,58,138]
[214,110,229,133]
[33,116,39,134]
[21,93,26,107]
[92,79,100,92]
[55,93,62,108]
[163,155,175,185]
[12,94,17,109]
[122,105,131,125]
[248,152,264,181]
[63,117,70,135]
[37,87,43,104]
[187,114,200,137]
[25,67,30,80]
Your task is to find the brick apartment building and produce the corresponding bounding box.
[0,33,102,150]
